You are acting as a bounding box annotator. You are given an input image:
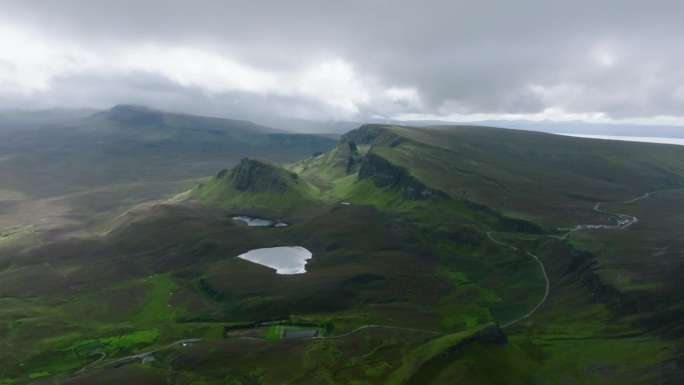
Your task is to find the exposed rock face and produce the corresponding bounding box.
[341,124,404,147]
[224,158,295,193]
[358,152,448,200]
[332,145,353,168]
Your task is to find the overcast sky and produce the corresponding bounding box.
[1,0,684,124]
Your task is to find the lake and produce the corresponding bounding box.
[237,246,312,274]
[232,215,288,227]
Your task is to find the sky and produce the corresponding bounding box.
[1,0,684,125]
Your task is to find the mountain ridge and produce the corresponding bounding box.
[86,104,287,135]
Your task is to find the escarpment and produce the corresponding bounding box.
[358,152,448,201]
[341,124,404,147]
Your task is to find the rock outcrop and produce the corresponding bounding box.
[358,152,448,200]
[220,157,298,193]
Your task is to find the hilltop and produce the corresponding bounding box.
[86,104,285,136]
[184,157,319,215]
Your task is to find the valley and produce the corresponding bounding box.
[1,120,684,384]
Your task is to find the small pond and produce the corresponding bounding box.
[237,246,312,275]
[232,215,288,227]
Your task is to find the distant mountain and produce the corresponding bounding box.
[251,114,684,139]
[87,104,285,135]
[249,115,362,135]
[0,107,100,130]
[380,118,684,138]
[0,105,337,198]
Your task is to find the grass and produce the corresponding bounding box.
[406,340,538,385]
[0,225,34,245]
[187,157,323,215]
[28,371,50,379]
[67,330,160,357]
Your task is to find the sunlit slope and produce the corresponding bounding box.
[183,157,320,215]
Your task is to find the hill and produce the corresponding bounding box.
[2,123,684,384]
[85,104,285,136]
[0,108,99,131]
[183,157,319,215]
[0,105,337,199]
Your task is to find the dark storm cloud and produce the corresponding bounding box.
[1,0,684,122]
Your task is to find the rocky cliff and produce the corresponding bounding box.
[358,152,448,200]
[220,157,298,193]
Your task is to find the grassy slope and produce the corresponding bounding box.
[184,157,321,216]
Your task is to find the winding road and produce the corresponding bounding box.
[76,338,201,374]
[554,192,650,240]
[487,231,550,328]
[489,191,653,328]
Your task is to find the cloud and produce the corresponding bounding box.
[1,0,684,123]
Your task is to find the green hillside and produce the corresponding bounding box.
[184,157,320,215]
[2,123,684,384]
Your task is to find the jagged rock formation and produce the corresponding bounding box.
[329,139,364,173]
[358,152,448,200]
[331,145,353,168]
[219,157,298,193]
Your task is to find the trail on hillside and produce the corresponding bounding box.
[490,191,654,328]
[487,231,550,328]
